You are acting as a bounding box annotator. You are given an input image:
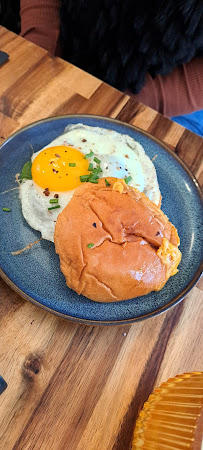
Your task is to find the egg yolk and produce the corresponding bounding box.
[31,146,89,191]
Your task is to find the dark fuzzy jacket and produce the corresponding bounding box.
[60,0,203,93]
[0,0,20,35]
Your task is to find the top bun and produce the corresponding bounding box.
[54,178,181,302]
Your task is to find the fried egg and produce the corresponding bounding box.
[19,124,161,242]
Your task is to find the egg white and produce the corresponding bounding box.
[19,181,73,242]
[20,124,161,242]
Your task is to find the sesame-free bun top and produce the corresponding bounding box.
[54,178,181,302]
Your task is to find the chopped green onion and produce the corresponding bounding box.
[80,175,90,182]
[89,173,99,180]
[49,198,58,204]
[69,163,76,167]
[89,179,98,184]
[84,151,94,159]
[48,205,61,210]
[94,156,101,164]
[92,166,102,174]
[88,163,93,171]
[87,243,94,248]
[105,179,111,187]
[124,176,132,184]
[2,207,11,212]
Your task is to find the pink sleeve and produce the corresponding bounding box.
[129,58,203,117]
[20,0,61,56]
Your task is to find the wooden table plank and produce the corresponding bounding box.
[156,288,203,387]
[0,112,19,140]
[0,291,185,450]
[0,27,202,450]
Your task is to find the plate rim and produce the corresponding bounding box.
[0,113,203,326]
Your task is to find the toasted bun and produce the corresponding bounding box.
[54,178,181,302]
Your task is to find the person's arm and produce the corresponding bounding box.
[20,0,203,117]
[20,0,61,56]
[130,58,203,117]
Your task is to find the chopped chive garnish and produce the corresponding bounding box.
[80,175,90,182]
[105,179,111,187]
[89,173,99,180]
[84,151,94,159]
[92,166,102,174]
[2,207,11,212]
[94,156,101,164]
[124,176,132,184]
[87,243,94,248]
[69,163,76,167]
[88,163,93,171]
[48,205,61,210]
[49,198,58,204]
[89,179,98,184]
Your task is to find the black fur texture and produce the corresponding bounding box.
[0,0,20,34]
[60,0,203,93]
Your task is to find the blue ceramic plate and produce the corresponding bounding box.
[0,115,202,325]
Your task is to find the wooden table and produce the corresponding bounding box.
[0,27,203,450]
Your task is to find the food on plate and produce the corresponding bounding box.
[19,124,161,241]
[54,178,181,302]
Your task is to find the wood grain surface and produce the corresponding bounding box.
[0,27,203,450]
